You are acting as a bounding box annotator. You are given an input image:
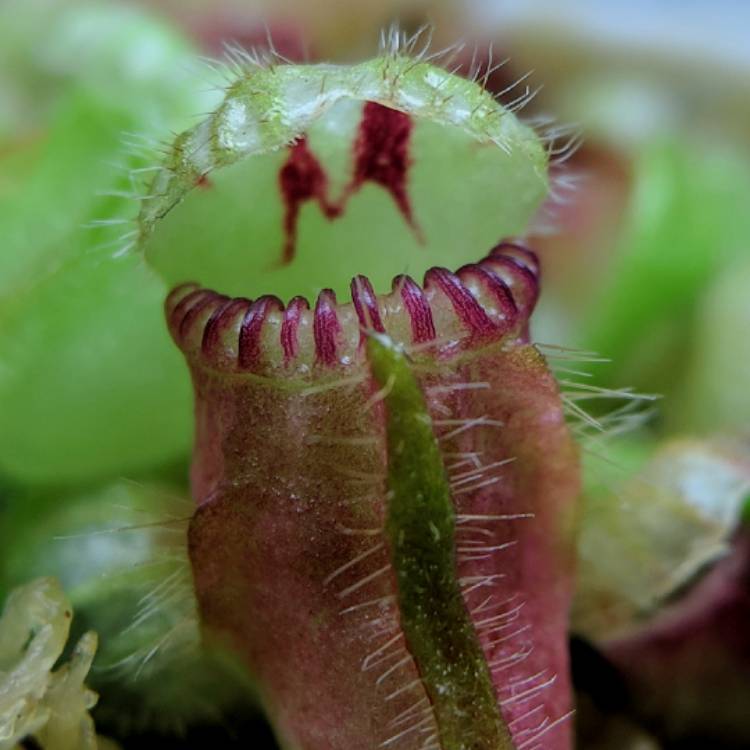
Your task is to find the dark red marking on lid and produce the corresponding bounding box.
[342,101,420,236]
[278,137,341,265]
[277,102,419,265]
[195,173,213,189]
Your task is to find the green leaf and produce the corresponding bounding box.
[583,139,750,397]
[0,6,213,484]
[369,334,514,750]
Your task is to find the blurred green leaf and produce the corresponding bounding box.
[584,139,750,403]
[0,6,214,484]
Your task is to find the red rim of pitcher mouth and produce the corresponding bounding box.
[166,239,540,374]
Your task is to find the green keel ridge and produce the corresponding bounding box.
[368,335,515,750]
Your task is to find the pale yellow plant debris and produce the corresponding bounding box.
[0,578,104,750]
